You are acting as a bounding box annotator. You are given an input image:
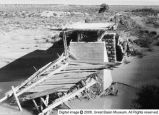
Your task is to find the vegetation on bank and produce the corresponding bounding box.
[98,3,109,13]
[131,8,159,16]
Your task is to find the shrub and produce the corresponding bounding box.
[150,31,157,36]
[98,3,109,13]
[131,8,158,16]
[133,38,151,48]
[131,49,144,58]
[145,17,159,28]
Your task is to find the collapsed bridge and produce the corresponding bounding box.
[0,22,123,115]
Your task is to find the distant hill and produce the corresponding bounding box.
[110,5,159,11]
[0,4,159,12]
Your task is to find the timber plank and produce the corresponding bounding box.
[23,87,64,100]
[28,84,74,93]
[47,72,94,80]
[12,86,23,111]
[40,79,81,85]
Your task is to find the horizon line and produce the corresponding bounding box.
[0,4,159,6]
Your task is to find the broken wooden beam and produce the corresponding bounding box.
[69,60,121,66]
[23,88,62,101]
[40,97,48,107]
[39,78,97,115]
[32,99,40,112]
[46,95,49,106]
[0,96,8,103]
[63,102,71,109]
[11,86,22,111]
[63,31,67,56]
[55,70,96,74]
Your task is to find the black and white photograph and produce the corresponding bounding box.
[0,0,159,115]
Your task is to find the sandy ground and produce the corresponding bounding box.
[113,47,159,88]
[0,28,56,68]
[0,103,33,115]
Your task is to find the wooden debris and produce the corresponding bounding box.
[0,96,8,103]
[46,95,49,106]
[100,83,118,97]
[23,88,63,101]
[4,54,68,101]
[17,62,69,97]
[11,86,22,111]
[32,99,40,112]
[63,31,68,56]
[39,78,97,115]
[63,102,71,109]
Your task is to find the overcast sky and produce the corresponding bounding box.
[0,0,159,5]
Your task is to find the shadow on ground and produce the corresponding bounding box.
[0,40,64,82]
[133,85,159,109]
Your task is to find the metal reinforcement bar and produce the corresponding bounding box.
[39,78,97,115]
